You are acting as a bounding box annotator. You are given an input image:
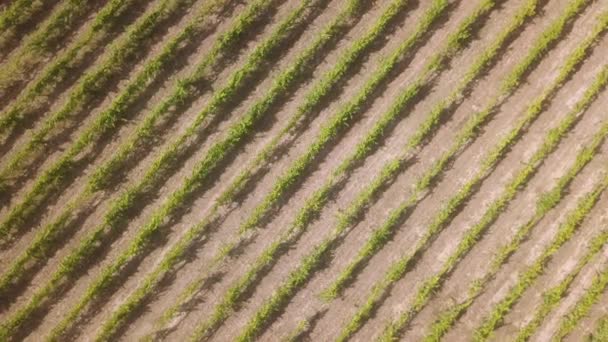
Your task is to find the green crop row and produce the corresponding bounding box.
[501,0,591,92]
[0,0,148,136]
[323,0,542,301]
[93,2,362,340]
[423,11,608,340]
[209,0,414,210]
[0,0,99,94]
[552,244,608,340]
[173,0,451,338]
[0,0,234,246]
[334,0,593,339]
[473,169,608,341]
[0,0,194,194]
[425,90,608,342]
[471,66,608,342]
[283,318,311,342]
[589,315,608,341]
[230,2,518,341]
[0,0,280,339]
[136,0,417,336]
[516,229,608,341]
[146,0,448,335]
[149,1,438,336]
[381,51,608,342]
[326,0,569,305]
[82,0,272,195]
[236,0,453,236]
[0,0,42,31]
[0,0,235,295]
[42,1,330,340]
[0,0,54,50]
[91,0,420,339]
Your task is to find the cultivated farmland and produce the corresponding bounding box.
[1,0,608,341]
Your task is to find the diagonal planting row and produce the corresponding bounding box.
[0,0,201,189]
[320,0,542,303]
[200,0,466,340]
[0,0,58,55]
[196,1,532,341]
[332,1,598,339]
[380,26,608,342]
[472,145,608,341]
[145,1,447,336]
[0,0,198,194]
[470,82,608,342]
[44,0,349,340]
[423,21,608,342]
[0,0,110,99]
[234,0,463,236]
[0,0,253,249]
[0,0,152,124]
[425,68,608,342]
[588,309,608,340]
[234,0,593,339]
[0,0,53,33]
[0,0,344,340]
[0,0,276,302]
[304,1,595,340]
[554,261,608,340]
[146,0,455,339]
[324,0,595,305]
[0,0,279,310]
[0,0,282,334]
[91,0,414,339]
[3,0,606,340]
[516,183,608,341]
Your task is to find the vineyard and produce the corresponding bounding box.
[1,0,608,340]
